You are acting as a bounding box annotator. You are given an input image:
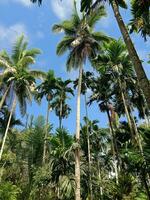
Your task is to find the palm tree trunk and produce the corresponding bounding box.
[128,107,150,198]
[84,93,93,200]
[118,79,135,141]
[111,0,150,108]
[0,94,17,161]
[75,65,83,200]
[141,169,150,200]
[59,100,63,129]
[129,111,144,154]
[142,106,149,128]
[0,85,11,111]
[106,108,119,184]
[97,160,103,200]
[42,100,50,164]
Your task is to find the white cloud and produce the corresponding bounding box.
[0,0,32,7]
[14,0,32,7]
[0,23,28,49]
[51,0,81,20]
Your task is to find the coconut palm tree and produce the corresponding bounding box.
[81,0,150,108]
[35,70,57,164]
[52,3,109,199]
[73,71,94,199]
[0,35,44,161]
[51,78,74,129]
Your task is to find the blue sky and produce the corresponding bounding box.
[0,0,149,133]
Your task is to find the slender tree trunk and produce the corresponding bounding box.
[118,79,135,141]
[106,108,119,184]
[0,85,10,111]
[142,106,149,128]
[59,100,63,129]
[0,161,6,182]
[42,100,50,165]
[75,65,83,200]
[97,160,103,200]
[0,95,17,161]
[129,111,144,154]
[111,0,150,108]
[141,169,150,200]
[84,93,93,200]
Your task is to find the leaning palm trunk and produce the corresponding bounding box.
[84,93,93,200]
[111,0,150,108]
[106,108,119,185]
[0,85,11,111]
[0,94,17,161]
[75,65,83,200]
[42,100,50,164]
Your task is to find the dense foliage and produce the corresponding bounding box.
[0,0,150,200]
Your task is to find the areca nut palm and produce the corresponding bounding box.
[52,3,109,200]
[129,0,150,40]
[93,39,150,198]
[51,78,74,129]
[93,39,139,140]
[80,0,150,109]
[35,69,58,164]
[0,35,45,161]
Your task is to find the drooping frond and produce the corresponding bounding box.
[91,32,110,42]
[30,70,46,80]
[0,50,13,66]
[0,58,12,69]
[52,21,76,36]
[56,36,75,56]
[18,56,35,67]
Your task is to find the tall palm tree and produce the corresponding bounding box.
[35,70,57,164]
[73,71,94,199]
[52,3,109,200]
[0,35,44,161]
[94,39,136,140]
[89,80,120,185]
[81,0,150,108]
[51,78,74,129]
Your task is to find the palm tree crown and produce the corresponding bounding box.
[0,35,45,116]
[52,3,109,70]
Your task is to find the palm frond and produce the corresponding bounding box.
[18,56,35,66]
[87,6,106,28]
[0,50,13,66]
[56,36,75,56]
[12,35,25,63]
[30,70,46,80]
[0,58,12,69]
[23,48,41,57]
